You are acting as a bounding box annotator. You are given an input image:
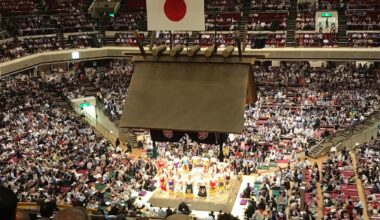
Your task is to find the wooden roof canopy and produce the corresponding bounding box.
[119,55,257,134]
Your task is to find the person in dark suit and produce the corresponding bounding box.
[0,186,18,220]
[166,206,173,217]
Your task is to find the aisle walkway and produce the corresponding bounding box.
[351,151,369,220]
[231,175,257,219]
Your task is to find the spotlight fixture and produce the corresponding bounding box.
[204,44,216,58]
[169,45,184,57]
[152,45,167,56]
[222,46,235,58]
[187,45,201,57]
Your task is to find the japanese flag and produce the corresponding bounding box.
[146,0,205,31]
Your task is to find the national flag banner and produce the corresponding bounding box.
[146,0,205,31]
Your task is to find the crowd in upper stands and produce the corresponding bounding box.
[296,33,338,47]
[0,0,380,63]
[110,12,147,31]
[23,36,63,53]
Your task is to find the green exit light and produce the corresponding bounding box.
[108,12,115,17]
[80,102,91,108]
[321,12,332,17]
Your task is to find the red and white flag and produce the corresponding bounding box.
[146,0,205,31]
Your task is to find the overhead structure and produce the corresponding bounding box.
[187,45,201,57]
[152,45,167,56]
[169,45,184,56]
[120,56,257,134]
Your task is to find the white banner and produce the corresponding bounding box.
[146,0,205,31]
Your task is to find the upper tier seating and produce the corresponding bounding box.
[205,13,241,31]
[0,0,37,15]
[109,12,147,31]
[318,0,338,10]
[250,0,289,11]
[296,12,316,31]
[296,33,338,47]
[43,0,84,13]
[346,0,380,10]
[197,33,238,47]
[248,12,288,31]
[208,0,243,12]
[346,11,380,31]
[115,33,144,47]
[246,33,286,48]
[348,32,380,47]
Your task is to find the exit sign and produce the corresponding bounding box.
[80,102,91,108]
[321,12,332,17]
[108,12,115,17]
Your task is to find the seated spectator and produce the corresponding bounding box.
[248,13,287,31]
[68,34,102,48]
[348,32,380,47]
[205,13,240,31]
[110,12,147,31]
[155,32,189,46]
[296,11,316,31]
[115,33,144,47]
[296,33,338,47]
[0,40,25,62]
[23,36,63,53]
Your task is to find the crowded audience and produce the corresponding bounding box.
[296,12,316,31]
[246,33,286,48]
[197,33,238,47]
[356,139,380,218]
[317,0,339,10]
[321,149,362,219]
[115,33,144,47]
[110,13,147,31]
[23,36,63,53]
[296,33,338,47]
[68,34,102,49]
[0,40,26,62]
[54,13,96,33]
[92,61,134,120]
[346,11,380,31]
[346,0,380,10]
[6,15,57,36]
[348,32,380,47]
[205,13,240,31]
[155,32,189,46]
[0,73,157,214]
[0,0,36,15]
[248,13,287,31]
[208,0,242,12]
[250,0,290,11]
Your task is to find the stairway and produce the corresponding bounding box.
[119,128,139,147]
[42,83,71,109]
[308,111,380,158]
[79,77,98,97]
[238,0,251,41]
[337,7,348,47]
[285,0,298,47]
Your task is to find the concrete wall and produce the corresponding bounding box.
[1,47,380,78]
